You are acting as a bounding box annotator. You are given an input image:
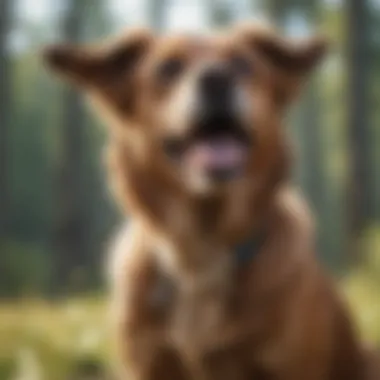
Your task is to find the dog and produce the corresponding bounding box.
[43,23,379,380]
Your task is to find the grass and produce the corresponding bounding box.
[0,274,379,379]
[0,297,111,380]
[342,273,380,345]
[342,226,380,345]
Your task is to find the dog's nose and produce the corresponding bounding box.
[200,66,232,95]
[199,65,233,110]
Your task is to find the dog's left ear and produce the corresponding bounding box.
[237,24,328,103]
[42,29,153,116]
[43,29,153,88]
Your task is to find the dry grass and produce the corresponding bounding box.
[0,297,111,380]
[1,237,379,380]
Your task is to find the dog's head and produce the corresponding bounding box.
[43,24,326,196]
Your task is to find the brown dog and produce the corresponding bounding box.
[44,24,379,380]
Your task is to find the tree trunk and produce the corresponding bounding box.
[346,0,371,258]
[208,0,234,27]
[84,0,112,39]
[266,1,334,260]
[265,0,287,27]
[148,0,167,31]
[371,7,380,223]
[295,2,328,256]
[0,0,12,239]
[52,0,87,294]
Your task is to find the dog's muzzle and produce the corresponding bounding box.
[164,63,252,183]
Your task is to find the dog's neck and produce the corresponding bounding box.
[142,183,279,285]
[108,139,289,280]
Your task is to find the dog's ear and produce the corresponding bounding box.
[43,29,153,116]
[42,28,153,89]
[237,23,328,104]
[238,23,327,75]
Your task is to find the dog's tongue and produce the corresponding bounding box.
[186,137,247,172]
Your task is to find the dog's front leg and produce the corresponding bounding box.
[113,271,189,380]
[109,224,188,380]
[117,328,188,380]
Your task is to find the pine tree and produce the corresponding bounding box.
[0,0,12,238]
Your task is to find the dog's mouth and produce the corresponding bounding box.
[164,115,251,182]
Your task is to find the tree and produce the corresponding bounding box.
[82,0,115,289]
[370,3,380,222]
[207,0,235,26]
[148,0,167,31]
[264,0,287,26]
[84,0,112,39]
[291,2,329,257]
[52,0,88,293]
[0,0,12,239]
[263,0,335,261]
[346,0,372,258]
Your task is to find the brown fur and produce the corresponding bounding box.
[43,23,379,380]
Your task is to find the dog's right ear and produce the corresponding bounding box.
[236,23,327,77]
[236,23,328,106]
[42,29,153,89]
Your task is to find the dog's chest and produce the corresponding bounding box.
[172,284,231,356]
[149,264,243,358]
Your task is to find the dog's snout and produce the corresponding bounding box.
[199,65,234,111]
[200,66,232,96]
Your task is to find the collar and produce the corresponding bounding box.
[234,228,268,268]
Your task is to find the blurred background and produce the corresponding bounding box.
[0,0,379,379]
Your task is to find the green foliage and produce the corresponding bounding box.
[5,48,117,296]
[362,226,380,280]
[0,358,16,380]
[0,241,51,297]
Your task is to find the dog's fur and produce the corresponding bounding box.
[44,24,379,380]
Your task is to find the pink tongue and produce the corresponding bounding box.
[186,138,247,171]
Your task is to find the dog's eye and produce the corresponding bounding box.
[156,58,184,83]
[231,56,252,77]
